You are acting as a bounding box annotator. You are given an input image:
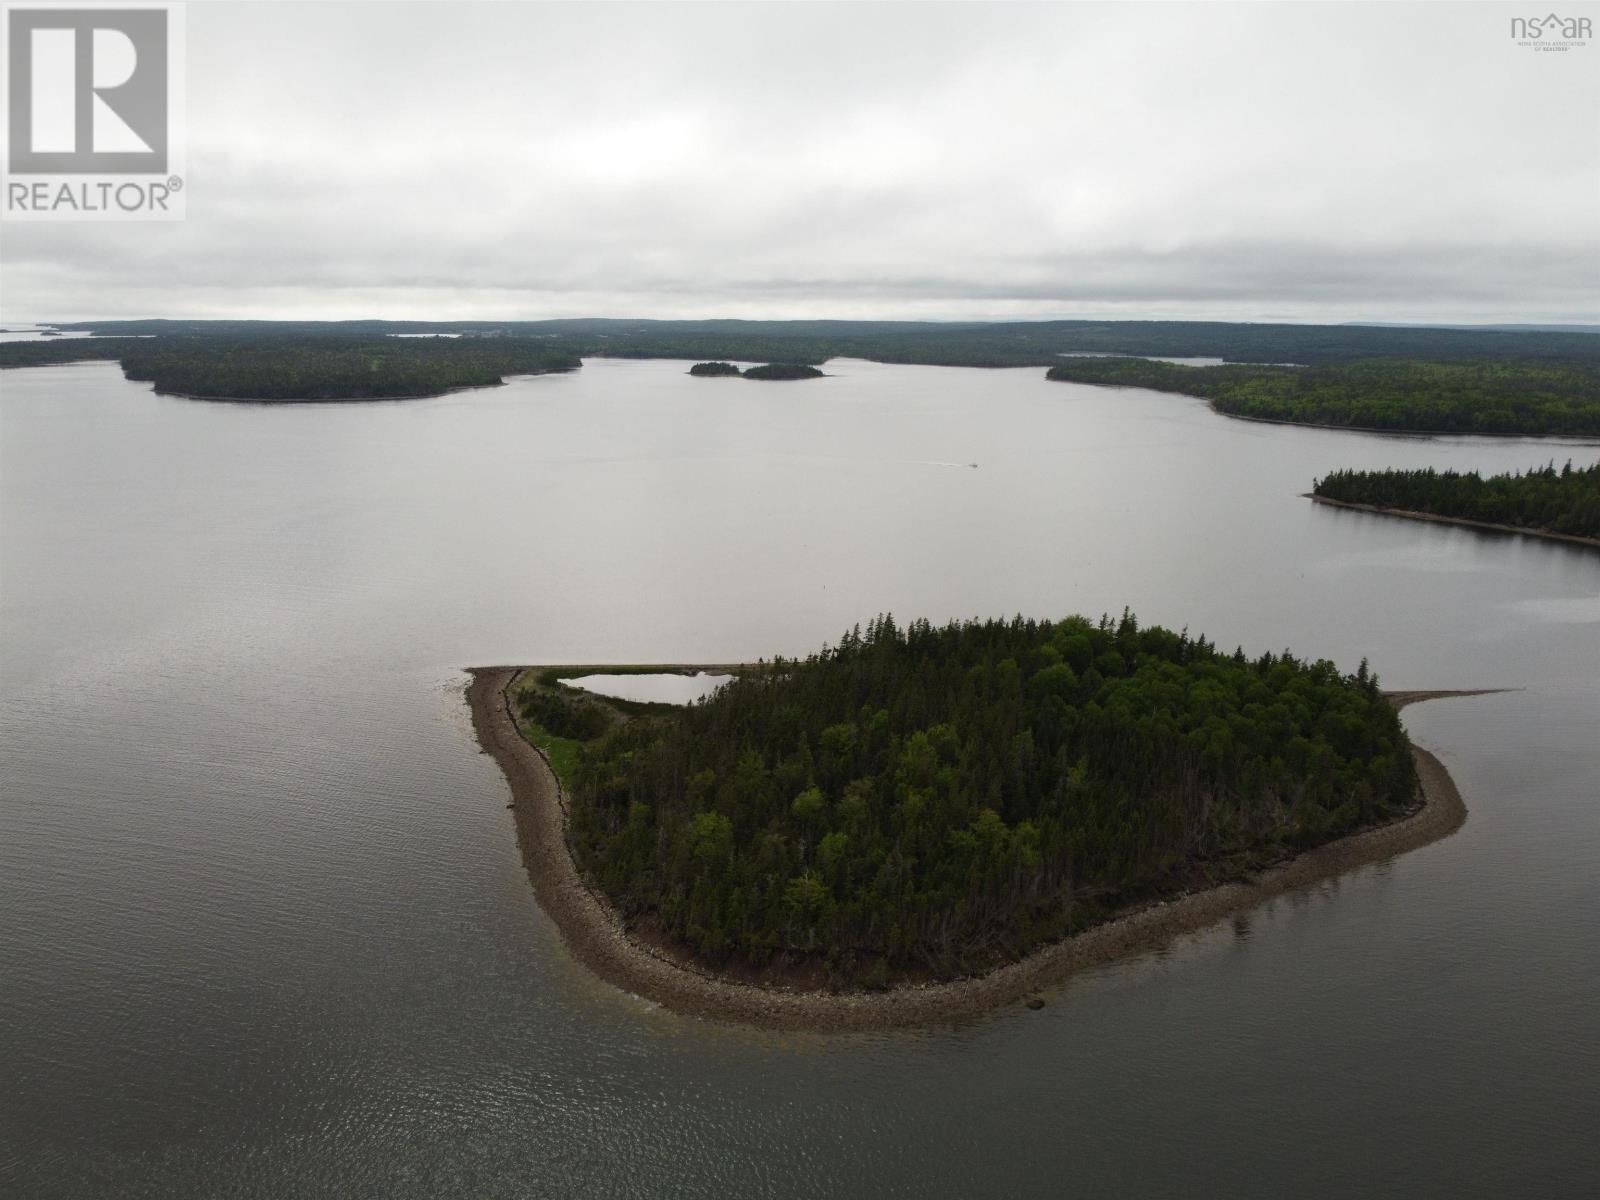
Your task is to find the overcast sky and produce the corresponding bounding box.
[2,1,1596,324]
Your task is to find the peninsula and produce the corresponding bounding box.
[1309,461,1600,547]
[1045,357,1600,437]
[468,614,1494,1030]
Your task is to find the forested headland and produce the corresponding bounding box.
[1046,358,1600,437]
[552,614,1418,988]
[1312,461,1600,542]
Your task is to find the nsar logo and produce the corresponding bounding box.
[1509,12,1592,51]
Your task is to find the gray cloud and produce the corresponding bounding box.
[3,1,1596,323]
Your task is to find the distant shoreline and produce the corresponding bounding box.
[1055,379,1600,443]
[0,356,575,404]
[1305,493,1600,549]
[467,667,1494,1031]
[1219,405,1600,442]
[151,379,510,404]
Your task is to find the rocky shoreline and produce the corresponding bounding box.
[1305,493,1600,549]
[468,667,1488,1031]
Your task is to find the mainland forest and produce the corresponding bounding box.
[1045,357,1600,437]
[555,614,1418,986]
[27,316,1600,365]
[1313,461,1600,541]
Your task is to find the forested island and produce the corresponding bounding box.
[742,363,824,380]
[495,614,1431,995]
[0,335,579,400]
[1311,461,1600,544]
[1045,358,1600,437]
[687,361,824,380]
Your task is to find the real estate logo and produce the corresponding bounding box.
[1509,12,1592,51]
[3,2,185,220]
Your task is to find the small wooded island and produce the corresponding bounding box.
[688,361,825,380]
[468,614,1483,1029]
[1310,461,1600,545]
[684,361,825,380]
[743,363,825,380]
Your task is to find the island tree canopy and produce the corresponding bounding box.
[568,613,1416,985]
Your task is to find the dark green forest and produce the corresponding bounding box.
[1313,461,1600,540]
[742,363,825,380]
[686,361,823,379]
[35,316,1600,365]
[562,614,1417,986]
[0,338,132,367]
[0,336,579,400]
[1046,358,1600,436]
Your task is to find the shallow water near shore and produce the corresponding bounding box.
[2,358,1598,1197]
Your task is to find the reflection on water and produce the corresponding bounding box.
[1503,595,1600,624]
[1,357,1597,1198]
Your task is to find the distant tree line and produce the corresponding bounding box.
[566,613,1415,986]
[0,339,132,367]
[7,323,1593,426]
[43,317,1600,365]
[1313,460,1600,540]
[1046,357,1600,437]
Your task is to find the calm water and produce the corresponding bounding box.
[567,673,733,705]
[2,358,1597,1198]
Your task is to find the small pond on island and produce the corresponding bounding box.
[565,671,733,705]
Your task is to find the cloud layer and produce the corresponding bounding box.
[4,1,1596,323]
